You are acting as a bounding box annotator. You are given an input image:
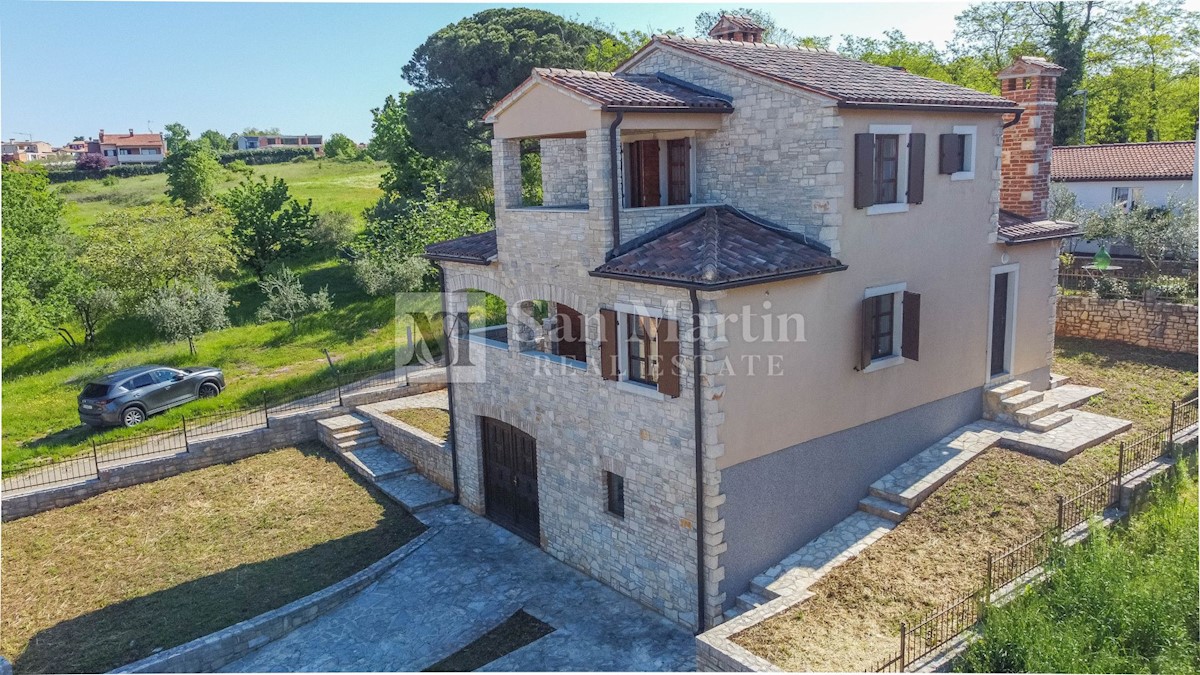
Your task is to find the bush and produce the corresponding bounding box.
[217,147,316,166]
[225,160,253,177]
[352,251,429,296]
[1092,275,1131,299]
[46,163,163,184]
[75,154,108,172]
[100,175,118,187]
[256,266,332,336]
[309,211,357,251]
[1138,275,1197,303]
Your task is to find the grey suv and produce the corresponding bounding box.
[78,365,226,427]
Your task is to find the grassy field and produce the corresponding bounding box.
[957,467,1198,673]
[733,338,1197,671]
[387,408,451,441]
[0,444,424,674]
[56,159,386,232]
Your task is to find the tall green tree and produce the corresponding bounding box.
[401,8,612,197]
[198,129,231,153]
[368,92,447,199]
[323,133,359,159]
[220,176,316,278]
[139,275,231,355]
[163,122,191,154]
[840,30,996,92]
[164,140,222,206]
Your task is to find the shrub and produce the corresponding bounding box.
[46,163,163,184]
[309,211,357,251]
[1138,275,1197,303]
[352,251,429,296]
[217,147,316,166]
[100,175,118,187]
[256,266,332,336]
[225,160,253,177]
[139,276,231,355]
[1092,275,1131,300]
[75,154,108,172]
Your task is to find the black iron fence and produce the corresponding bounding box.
[877,395,1197,672]
[1058,268,1198,304]
[1,356,439,494]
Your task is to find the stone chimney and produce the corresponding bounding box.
[997,56,1064,221]
[708,14,765,43]
[128,128,135,136]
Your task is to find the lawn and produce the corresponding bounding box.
[957,467,1198,673]
[732,338,1197,671]
[0,444,424,674]
[387,408,451,441]
[56,159,386,233]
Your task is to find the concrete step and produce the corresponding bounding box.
[343,445,414,482]
[333,427,376,441]
[986,380,1030,406]
[317,413,372,433]
[868,425,998,508]
[337,434,381,451]
[1014,400,1062,426]
[1049,373,1071,389]
[1001,390,1045,413]
[735,590,771,613]
[722,607,741,623]
[1028,411,1074,433]
[998,411,1133,462]
[1042,384,1105,411]
[750,511,894,600]
[376,473,453,513]
[858,495,910,523]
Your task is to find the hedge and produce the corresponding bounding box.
[218,147,317,165]
[47,163,163,184]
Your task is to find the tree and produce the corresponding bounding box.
[64,278,119,346]
[323,133,359,159]
[255,266,332,336]
[220,175,316,278]
[163,122,190,155]
[198,129,231,153]
[139,275,230,355]
[75,153,108,171]
[694,8,798,45]
[242,127,281,136]
[368,92,446,200]
[401,9,612,194]
[840,30,996,92]
[85,204,236,304]
[1082,194,1198,274]
[163,140,222,206]
[583,23,665,70]
[0,164,77,343]
[352,249,430,297]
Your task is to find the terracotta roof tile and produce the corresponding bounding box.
[642,36,1018,110]
[1051,141,1196,182]
[424,230,497,265]
[535,69,733,111]
[997,210,1080,244]
[100,132,164,148]
[592,206,845,289]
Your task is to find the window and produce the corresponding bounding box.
[151,369,179,384]
[606,471,625,517]
[1112,187,1143,212]
[939,126,976,180]
[625,314,660,386]
[855,125,924,214]
[598,307,682,398]
[126,373,155,390]
[623,137,693,207]
[874,134,900,204]
[859,283,921,372]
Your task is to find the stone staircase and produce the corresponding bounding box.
[984,376,1101,431]
[318,413,452,513]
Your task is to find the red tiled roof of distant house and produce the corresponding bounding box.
[1051,141,1196,182]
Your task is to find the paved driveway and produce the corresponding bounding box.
[223,505,695,672]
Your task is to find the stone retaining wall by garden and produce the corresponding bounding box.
[358,408,455,493]
[1056,295,1197,354]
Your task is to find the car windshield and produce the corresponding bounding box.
[81,383,111,398]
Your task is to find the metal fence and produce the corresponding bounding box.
[877,395,1196,672]
[1,355,431,494]
[1058,269,1198,304]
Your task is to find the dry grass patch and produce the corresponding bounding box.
[388,407,450,441]
[1,444,423,674]
[733,339,1196,671]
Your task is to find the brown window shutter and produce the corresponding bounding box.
[656,317,681,397]
[907,133,925,204]
[600,309,619,381]
[854,133,875,209]
[939,133,963,174]
[667,138,690,205]
[624,142,641,207]
[901,291,921,361]
[859,297,874,371]
[639,140,661,207]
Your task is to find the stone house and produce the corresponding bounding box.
[425,18,1079,631]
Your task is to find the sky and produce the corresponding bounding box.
[4,1,985,145]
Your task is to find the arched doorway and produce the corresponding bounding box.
[481,417,540,543]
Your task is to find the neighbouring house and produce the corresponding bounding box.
[88,129,167,165]
[1051,140,1198,257]
[61,139,90,156]
[425,17,1079,632]
[2,139,54,163]
[235,134,323,152]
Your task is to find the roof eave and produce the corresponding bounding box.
[589,263,848,291]
[423,253,496,266]
[837,100,1018,114]
[1052,175,1193,183]
[600,105,734,114]
[999,231,1080,245]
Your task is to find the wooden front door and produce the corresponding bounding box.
[482,418,540,543]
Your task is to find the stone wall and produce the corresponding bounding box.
[539,138,588,207]
[359,408,455,493]
[1056,295,1197,354]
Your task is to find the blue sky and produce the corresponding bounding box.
[2,1,980,144]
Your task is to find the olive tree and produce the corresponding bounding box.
[139,276,231,355]
[256,266,332,336]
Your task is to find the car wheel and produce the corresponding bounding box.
[198,381,220,399]
[122,407,146,427]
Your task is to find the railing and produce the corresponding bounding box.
[877,394,1196,671]
[1057,268,1198,304]
[1,355,433,494]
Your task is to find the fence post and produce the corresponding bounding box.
[985,552,994,596]
[92,439,100,475]
[1056,495,1065,533]
[898,622,907,671]
[1169,399,1178,441]
[1116,441,1125,486]
[182,416,189,451]
[263,391,270,429]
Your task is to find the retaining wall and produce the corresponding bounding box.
[358,408,455,493]
[1056,295,1197,354]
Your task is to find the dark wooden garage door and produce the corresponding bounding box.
[482,417,540,543]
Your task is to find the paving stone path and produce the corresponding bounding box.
[222,504,695,672]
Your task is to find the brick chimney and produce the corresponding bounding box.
[708,14,765,43]
[128,128,135,136]
[998,56,1064,221]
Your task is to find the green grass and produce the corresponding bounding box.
[0,444,424,674]
[957,466,1199,674]
[386,408,450,441]
[56,159,385,233]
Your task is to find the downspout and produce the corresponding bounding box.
[1002,108,1024,129]
[608,111,625,257]
[690,288,707,633]
[436,263,461,503]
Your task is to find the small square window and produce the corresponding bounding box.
[605,471,625,518]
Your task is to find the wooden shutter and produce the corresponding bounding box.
[939,133,964,174]
[553,305,587,362]
[600,309,619,380]
[656,317,681,398]
[638,140,661,207]
[667,138,690,205]
[907,133,926,204]
[858,297,874,371]
[901,291,921,361]
[854,133,875,209]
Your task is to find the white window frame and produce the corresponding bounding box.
[862,281,907,373]
[621,132,698,209]
[613,302,667,400]
[866,124,912,215]
[950,125,976,181]
[985,264,1020,383]
[1112,186,1143,212]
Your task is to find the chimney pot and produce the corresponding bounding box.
[129,129,134,136]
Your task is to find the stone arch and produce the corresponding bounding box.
[444,270,510,306]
